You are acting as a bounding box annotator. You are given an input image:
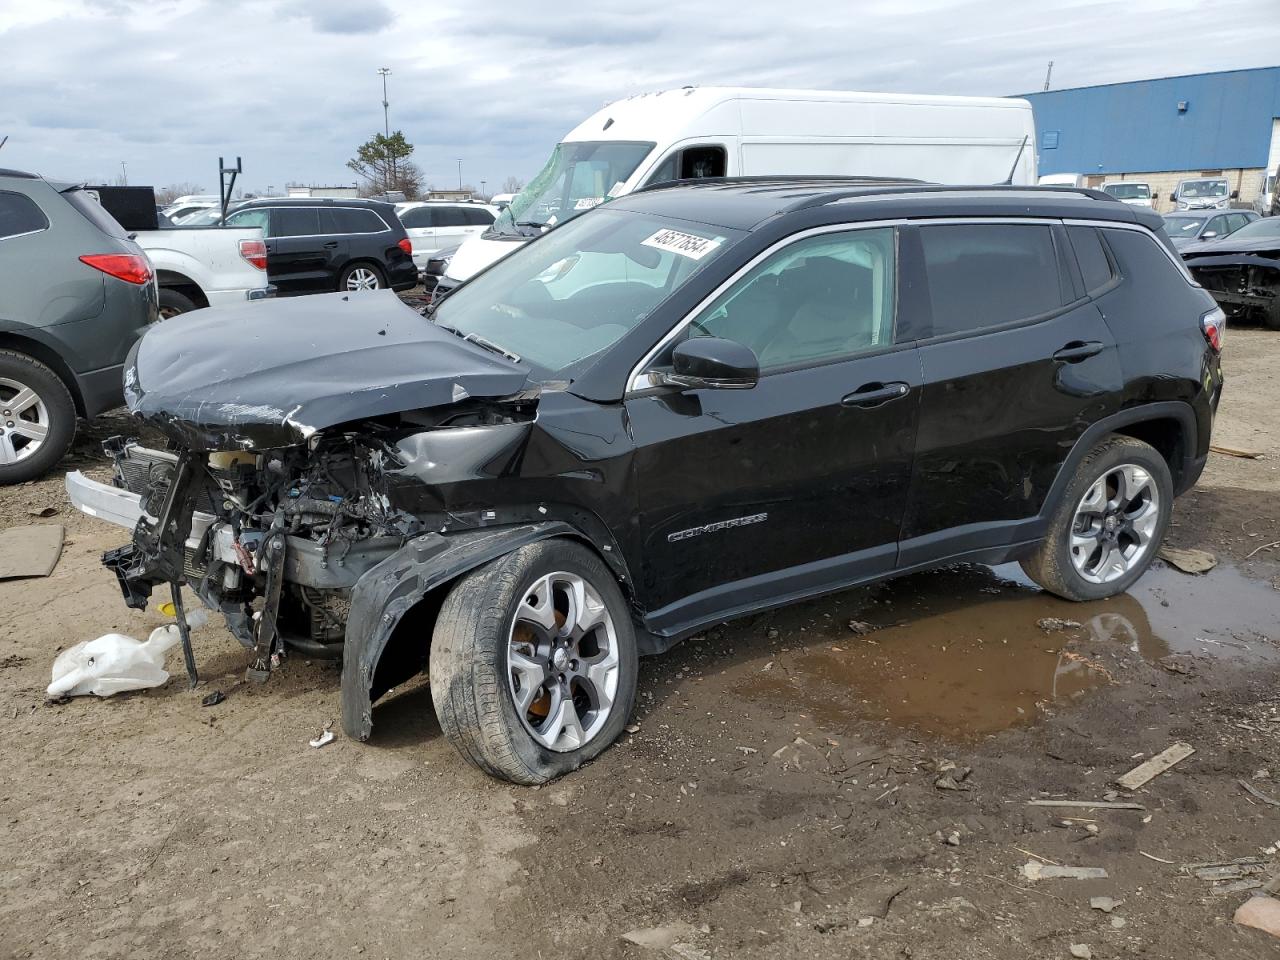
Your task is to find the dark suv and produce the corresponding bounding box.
[0,168,157,484]
[222,197,416,294]
[68,180,1221,783]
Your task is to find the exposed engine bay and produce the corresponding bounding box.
[1185,249,1280,329]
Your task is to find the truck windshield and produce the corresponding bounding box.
[1104,183,1150,199]
[435,208,739,375]
[1180,180,1228,198]
[488,141,655,238]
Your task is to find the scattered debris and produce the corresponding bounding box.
[620,922,702,950]
[1158,546,1217,574]
[945,831,961,846]
[0,524,64,580]
[1240,779,1280,807]
[201,690,225,707]
[1116,742,1195,790]
[46,626,182,698]
[1245,539,1280,560]
[1037,617,1082,632]
[1234,896,1280,939]
[1090,896,1121,913]
[309,730,335,749]
[624,723,641,734]
[1139,851,1176,864]
[27,506,58,518]
[1210,443,1262,459]
[846,620,876,635]
[1158,655,1195,676]
[1021,862,1108,882]
[1025,799,1146,811]
[1185,858,1270,882]
[735,746,758,756]
[1070,945,1093,960]
[771,737,826,769]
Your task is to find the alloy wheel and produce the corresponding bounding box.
[0,377,50,466]
[1069,463,1160,584]
[507,571,620,752]
[345,267,381,291]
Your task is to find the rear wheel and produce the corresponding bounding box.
[339,262,385,292]
[157,288,198,319]
[429,539,637,784]
[0,351,76,485]
[1021,435,1172,601]
[1263,300,1280,331]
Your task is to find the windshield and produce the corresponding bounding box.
[1103,183,1150,199]
[1220,217,1280,241]
[434,208,740,375]
[488,141,655,238]
[1163,215,1206,237]
[180,206,233,227]
[1180,179,1228,198]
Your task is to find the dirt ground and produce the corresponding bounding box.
[2,330,1280,960]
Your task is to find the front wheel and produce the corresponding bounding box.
[0,351,77,485]
[429,540,637,784]
[1021,435,1173,601]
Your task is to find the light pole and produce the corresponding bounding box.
[481,179,487,200]
[120,161,128,186]
[457,158,462,192]
[378,67,395,191]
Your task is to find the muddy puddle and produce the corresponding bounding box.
[734,560,1280,740]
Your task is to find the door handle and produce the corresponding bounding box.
[323,241,339,249]
[1053,340,1105,363]
[842,381,910,408]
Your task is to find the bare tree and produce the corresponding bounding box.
[501,175,525,194]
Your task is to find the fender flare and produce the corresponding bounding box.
[340,521,594,741]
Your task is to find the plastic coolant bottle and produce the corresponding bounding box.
[47,625,184,698]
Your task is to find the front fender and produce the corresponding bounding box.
[339,521,580,741]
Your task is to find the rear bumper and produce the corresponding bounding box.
[75,364,125,418]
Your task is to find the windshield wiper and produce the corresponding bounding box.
[431,318,521,364]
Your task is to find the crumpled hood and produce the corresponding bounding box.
[1181,236,1280,258]
[126,290,533,450]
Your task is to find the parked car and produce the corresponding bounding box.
[67,179,1221,782]
[1258,165,1277,217]
[0,168,157,484]
[1101,181,1154,208]
[1038,173,1085,187]
[421,239,462,296]
[394,200,497,274]
[86,189,272,318]
[1171,177,1235,211]
[221,197,416,294]
[488,192,515,211]
[1181,215,1280,328]
[439,85,1039,290]
[161,196,219,221]
[1163,209,1258,249]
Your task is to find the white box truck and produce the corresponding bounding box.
[439,86,1038,289]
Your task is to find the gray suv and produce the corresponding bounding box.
[0,168,157,483]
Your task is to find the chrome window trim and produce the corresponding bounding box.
[625,218,907,394]
[1063,217,1201,287]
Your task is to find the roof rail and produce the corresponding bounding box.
[799,182,1121,210]
[631,174,926,195]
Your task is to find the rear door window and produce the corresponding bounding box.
[225,208,270,231]
[1067,226,1115,294]
[0,191,49,239]
[271,207,321,238]
[463,207,495,226]
[435,207,469,228]
[919,224,1066,336]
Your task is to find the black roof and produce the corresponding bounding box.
[610,177,1164,232]
[235,196,393,208]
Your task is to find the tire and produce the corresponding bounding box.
[1263,300,1280,331]
[338,262,385,293]
[429,539,638,784]
[157,288,198,320]
[1021,435,1173,601]
[0,351,77,485]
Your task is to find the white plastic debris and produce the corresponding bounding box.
[309,730,335,749]
[47,626,181,698]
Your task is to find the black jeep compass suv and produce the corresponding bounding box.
[69,179,1223,783]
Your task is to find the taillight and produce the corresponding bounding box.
[239,239,268,271]
[397,237,412,256]
[79,253,152,285]
[1201,306,1225,352]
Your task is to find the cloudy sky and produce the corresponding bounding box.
[0,0,1273,195]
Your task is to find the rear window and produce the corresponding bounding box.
[63,187,129,239]
[435,207,468,228]
[463,207,495,226]
[1067,226,1115,294]
[322,207,386,234]
[399,206,434,229]
[0,191,49,239]
[919,224,1066,336]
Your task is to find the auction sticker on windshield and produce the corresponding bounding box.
[574,197,605,210]
[642,228,722,261]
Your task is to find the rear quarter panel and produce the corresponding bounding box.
[135,226,267,297]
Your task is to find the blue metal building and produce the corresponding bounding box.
[1023,66,1280,178]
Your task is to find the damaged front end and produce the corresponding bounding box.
[68,291,547,691]
[1185,250,1280,328]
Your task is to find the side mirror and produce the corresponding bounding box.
[1152,192,1160,200]
[662,337,759,390]
[1230,190,1240,200]
[1202,230,1218,239]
